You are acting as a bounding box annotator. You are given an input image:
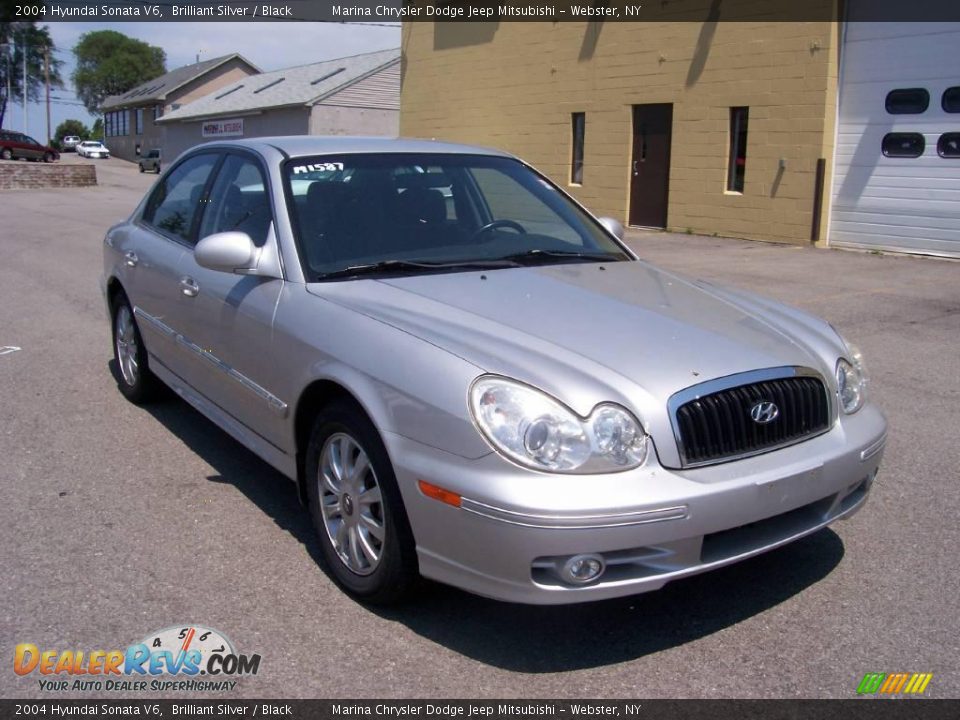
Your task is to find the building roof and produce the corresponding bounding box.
[157,48,400,123]
[102,53,260,110]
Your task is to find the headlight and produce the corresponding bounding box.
[836,341,867,414]
[469,376,648,473]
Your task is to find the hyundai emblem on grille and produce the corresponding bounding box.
[750,401,780,424]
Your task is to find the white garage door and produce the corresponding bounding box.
[830,21,960,257]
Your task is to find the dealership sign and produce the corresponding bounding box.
[202,119,244,138]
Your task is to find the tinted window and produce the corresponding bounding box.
[943,87,960,113]
[285,153,628,279]
[199,155,273,247]
[571,112,585,185]
[727,107,749,192]
[937,133,960,158]
[882,133,925,158]
[886,88,929,114]
[143,154,219,243]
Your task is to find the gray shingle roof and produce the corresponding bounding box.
[157,48,400,123]
[101,53,260,110]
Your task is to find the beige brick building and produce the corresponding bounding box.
[400,21,841,245]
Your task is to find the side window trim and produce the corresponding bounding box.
[187,152,229,245]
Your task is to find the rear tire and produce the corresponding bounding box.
[305,401,418,604]
[1,148,12,160]
[111,294,159,404]
[138,163,144,173]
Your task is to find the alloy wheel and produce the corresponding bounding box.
[318,432,385,576]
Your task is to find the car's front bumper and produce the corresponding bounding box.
[386,404,886,604]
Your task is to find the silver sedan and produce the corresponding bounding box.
[101,137,886,604]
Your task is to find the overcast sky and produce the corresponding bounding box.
[8,21,400,141]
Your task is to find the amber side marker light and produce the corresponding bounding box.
[418,480,462,507]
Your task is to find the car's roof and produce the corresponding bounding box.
[201,136,515,160]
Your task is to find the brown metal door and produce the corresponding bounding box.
[629,104,673,228]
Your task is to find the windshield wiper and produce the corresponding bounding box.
[316,258,520,281]
[499,249,623,265]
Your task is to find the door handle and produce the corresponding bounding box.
[124,251,139,267]
[632,160,638,175]
[179,276,199,298]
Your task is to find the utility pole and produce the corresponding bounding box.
[22,35,27,135]
[44,47,50,144]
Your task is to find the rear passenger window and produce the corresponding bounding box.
[199,155,273,247]
[885,88,929,114]
[943,87,960,113]
[882,133,925,158]
[143,153,219,243]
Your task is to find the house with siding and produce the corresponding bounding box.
[101,53,260,162]
[157,48,400,161]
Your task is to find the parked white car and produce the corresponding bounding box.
[77,141,110,159]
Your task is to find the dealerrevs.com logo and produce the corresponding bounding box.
[14,625,261,693]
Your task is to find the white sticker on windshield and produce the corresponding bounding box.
[292,162,344,174]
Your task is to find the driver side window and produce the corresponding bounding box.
[199,155,273,247]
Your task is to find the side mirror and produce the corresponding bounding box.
[597,216,625,241]
[195,231,260,274]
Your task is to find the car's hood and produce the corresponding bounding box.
[308,261,840,421]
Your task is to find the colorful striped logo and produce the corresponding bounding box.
[857,673,933,695]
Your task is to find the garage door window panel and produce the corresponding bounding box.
[937,133,960,158]
[943,87,960,113]
[881,133,925,158]
[885,88,930,114]
[142,154,220,244]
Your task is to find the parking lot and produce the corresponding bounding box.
[1,156,958,699]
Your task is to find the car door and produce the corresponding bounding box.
[173,152,287,448]
[21,136,43,160]
[123,152,221,382]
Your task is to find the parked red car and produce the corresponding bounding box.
[0,130,59,162]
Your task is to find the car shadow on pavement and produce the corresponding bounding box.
[122,365,846,673]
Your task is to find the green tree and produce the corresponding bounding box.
[90,117,103,140]
[71,30,165,115]
[54,118,90,144]
[0,19,64,130]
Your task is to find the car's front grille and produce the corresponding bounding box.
[674,374,831,466]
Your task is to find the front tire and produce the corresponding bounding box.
[1,148,12,160]
[306,401,418,604]
[111,294,159,404]
[43,152,54,163]
[138,163,144,173]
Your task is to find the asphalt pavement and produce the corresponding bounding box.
[1,154,958,699]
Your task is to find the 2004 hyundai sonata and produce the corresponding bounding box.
[101,137,886,604]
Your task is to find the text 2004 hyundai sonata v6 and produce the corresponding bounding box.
[101,137,886,604]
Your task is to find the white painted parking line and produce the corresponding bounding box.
[0,346,21,356]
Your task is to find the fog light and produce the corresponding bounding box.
[560,554,605,585]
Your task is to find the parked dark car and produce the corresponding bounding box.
[0,130,59,162]
[138,148,161,173]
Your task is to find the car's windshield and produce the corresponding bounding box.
[283,153,631,280]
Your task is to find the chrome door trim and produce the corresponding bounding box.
[134,306,288,417]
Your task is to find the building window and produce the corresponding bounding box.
[727,107,749,193]
[886,88,929,114]
[153,105,162,123]
[943,87,960,113]
[882,132,925,158]
[937,133,960,158]
[135,108,143,135]
[570,112,585,185]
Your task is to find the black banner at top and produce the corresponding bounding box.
[5,0,960,23]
